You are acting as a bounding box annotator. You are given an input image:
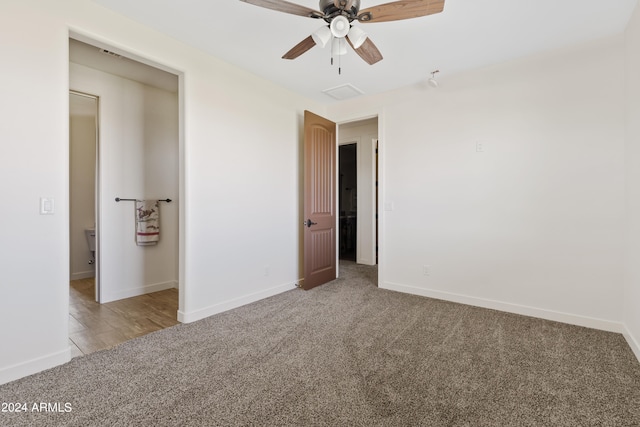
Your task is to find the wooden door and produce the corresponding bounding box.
[303,110,336,290]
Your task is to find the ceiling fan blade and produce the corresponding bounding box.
[347,37,383,65]
[240,0,324,18]
[358,0,445,23]
[282,36,317,60]
[334,0,356,10]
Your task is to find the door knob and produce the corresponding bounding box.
[304,219,318,228]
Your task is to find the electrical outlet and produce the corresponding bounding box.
[264,266,270,277]
[423,265,430,276]
[476,142,484,153]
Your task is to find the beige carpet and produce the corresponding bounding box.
[1,262,639,426]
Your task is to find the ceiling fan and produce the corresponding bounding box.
[239,0,445,66]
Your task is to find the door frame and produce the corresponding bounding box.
[335,114,382,284]
[68,30,185,312]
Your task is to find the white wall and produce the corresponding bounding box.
[0,0,72,384]
[70,62,179,302]
[0,0,320,384]
[329,35,627,332]
[624,3,640,360]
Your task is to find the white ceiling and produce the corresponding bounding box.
[88,0,638,104]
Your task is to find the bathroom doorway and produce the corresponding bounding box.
[69,91,99,300]
[68,35,181,355]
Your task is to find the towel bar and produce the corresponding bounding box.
[115,197,172,203]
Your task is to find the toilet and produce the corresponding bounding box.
[85,228,96,263]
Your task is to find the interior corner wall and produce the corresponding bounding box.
[624,2,640,359]
[328,35,627,332]
[0,0,320,384]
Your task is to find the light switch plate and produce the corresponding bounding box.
[40,197,55,215]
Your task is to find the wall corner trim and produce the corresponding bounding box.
[101,280,178,304]
[177,281,298,324]
[0,347,71,386]
[623,326,640,363]
[381,281,625,334]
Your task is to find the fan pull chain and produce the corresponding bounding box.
[329,37,343,75]
[330,36,335,67]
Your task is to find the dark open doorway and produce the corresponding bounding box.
[339,143,357,261]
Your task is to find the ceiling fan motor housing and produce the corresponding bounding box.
[319,0,360,21]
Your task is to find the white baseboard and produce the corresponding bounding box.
[623,326,640,363]
[0,347,70,386]
[101,280,178,303]
[382,281,625,334]
[178,281,298,323]
[70,270,95,281]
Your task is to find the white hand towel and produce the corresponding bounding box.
[136,200,160,246]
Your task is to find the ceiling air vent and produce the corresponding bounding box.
[322,83,364,100]
[98,48,121,59]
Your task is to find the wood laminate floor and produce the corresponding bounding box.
[69,278,179,357]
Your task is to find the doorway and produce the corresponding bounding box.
[338,117,379,267]
[68,35,182,353]
[69,91,99,300]
[339,143,357,261]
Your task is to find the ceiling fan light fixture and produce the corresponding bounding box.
[312,26,332,48]
[331,37,347,56]
[330,15,350,38]
[242,0,447,66]
[347,26,367,49]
